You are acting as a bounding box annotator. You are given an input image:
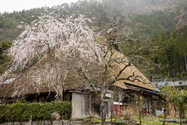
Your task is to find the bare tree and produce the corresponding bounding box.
[111,86,125,123]
[77,25,153,124]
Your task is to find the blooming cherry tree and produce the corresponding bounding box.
[9,13,103,72]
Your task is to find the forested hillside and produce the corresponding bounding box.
[1,0,187,79]
[127,0,187,38]
[1,0,187,42]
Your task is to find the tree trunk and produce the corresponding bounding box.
[59,86,63,101]
[118,103,120,116]
[162,114,167,125]
[163,107,168,125]
[179,106,185,125]
[179,107,182,125]
[0,49,2,55]
[138,103,142,124]
[184,56,187,73]
[100,99,106,125]
[111,108,113,125]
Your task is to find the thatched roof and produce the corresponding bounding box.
[1,49,156,98]
[109,51,156,91]
[8,53,86,97]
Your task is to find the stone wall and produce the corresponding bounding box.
[0,120,83,125]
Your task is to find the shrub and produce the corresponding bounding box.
[0,105,7,122]
[181,71,186,77]
[172,78,176,82]
[157,114,164,118]
[16,98,27,103]
[176,73,182,79]
[0,101,71,123]
[122,109,131,120]
[122,105,137,120]
[21,103,42,121]
[179,81,183,84]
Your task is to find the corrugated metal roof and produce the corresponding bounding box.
[152,78,187,87]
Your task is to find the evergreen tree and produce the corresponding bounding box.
[0,40,12,74]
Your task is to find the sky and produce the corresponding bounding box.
[0,0,79,13]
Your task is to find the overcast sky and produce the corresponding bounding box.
[0,0,79,13]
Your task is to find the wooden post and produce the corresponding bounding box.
[43,116,45,125]
[111,109,113,125]
[50,117,53,125]
[21,118,23,125]
[31,116,33,125]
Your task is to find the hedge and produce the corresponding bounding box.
[0,101,71,123]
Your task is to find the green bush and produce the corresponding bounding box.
[179,81,183,84]
[0,105,7,122]
[172,78,176,82]
[181,71,186,77]
[0,101,71,123]
[21,103,42,121]
[176,72,183,79]
[157,114,164,118]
